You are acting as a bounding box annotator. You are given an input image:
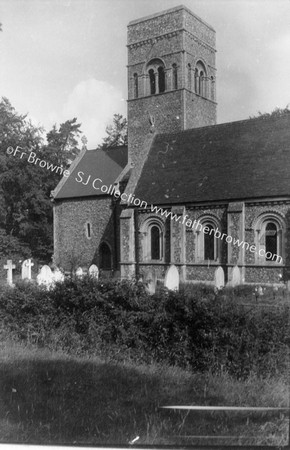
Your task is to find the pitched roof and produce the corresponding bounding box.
[53,146,127,200]
[133,113,290,205]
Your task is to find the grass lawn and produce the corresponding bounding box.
[0,340,288,446]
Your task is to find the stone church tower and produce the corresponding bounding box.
[126,5,217,180]
[120,6,217,278]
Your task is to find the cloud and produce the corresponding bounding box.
[51,79,126,149]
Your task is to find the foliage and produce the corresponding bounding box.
[99,113,128,148]
[0,279,289,380]
[0,97,82,262]
[250,106,290,119]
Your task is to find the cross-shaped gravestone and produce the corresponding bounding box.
[4,259,16,285]
[22,258,34,280]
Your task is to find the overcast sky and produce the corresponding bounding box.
[0,0,289,148]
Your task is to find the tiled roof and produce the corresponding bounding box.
[134,113,290,205]
[53,146,127,200]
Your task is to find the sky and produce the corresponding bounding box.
[0,0,289,148]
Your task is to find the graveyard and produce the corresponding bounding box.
[0,262,289,445]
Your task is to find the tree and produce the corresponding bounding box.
[250,106,290,119]
[99,114,128,148]
[0,97,82,262]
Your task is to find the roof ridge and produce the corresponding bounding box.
[155,110,290,139]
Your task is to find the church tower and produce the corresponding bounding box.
[127,5,217,169]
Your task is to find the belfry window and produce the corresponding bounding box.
[158,66,165,93]
[172,63,178,89]
[195,61,207,97]
[187,63,191,90]
[149,69,156,95]
[133,73,138,98]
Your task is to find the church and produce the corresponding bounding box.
[52,5,290,286]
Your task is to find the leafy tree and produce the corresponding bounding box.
[250,106,290,119]
[99,113,128,148]
[0,97,82,262]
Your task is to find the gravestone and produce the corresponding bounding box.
[22,259,34,280]
[37,265,53,289]
[214,266,225,289]
[164,265,179,291]
[4,259,15,286]
[89,264,99,279]
[53,268,65,283]
[231,265,241,286]
[145,270,157,295]
[76,267,84,278]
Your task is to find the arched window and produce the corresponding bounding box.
[195,61,207,97]
[265,222,278,260]
[133,73,138,99]
[158,66,165,93]
[100,242,112,270]
[204,224,215,260]
[146,58,166,95]
[196,218,220,262]
[151,225,161,260]
[187,63,191,90]
[253,214,284,264]
[194,68,199,94]
[149,69,156,95]
[141,219,164,262]
[172,63,178,89]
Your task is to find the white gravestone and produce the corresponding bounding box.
[89,264,99,279]
[76,267,84,278]
[53,268,65,283]
[164,265,179,291]
[145,271,157,295]
[231,265,241,287]
[21,259,34,280]
[37,265,53,289]
[4,259,15,286]
[214,266,225,289]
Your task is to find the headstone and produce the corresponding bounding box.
[231,265,241,286]
[164,265,179,291]
[76,267,84,278]
[21,259,34,280]
[89,264,99,279]
[145,270,157,295]
[37,265,53,289]
[53,268,65,283]
[4,259,16,286]
[214,266,225,289]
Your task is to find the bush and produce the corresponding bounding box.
[0,278,288,379]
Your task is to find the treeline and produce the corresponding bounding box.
[0,278,289,379]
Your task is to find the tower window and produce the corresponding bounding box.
[187,63,191,90]
[149,69,156,95]
[85,222,92,239]
[195,61,207,97]
[158,66,165,93]
[100,242,112,269]
[172,64,178,90]
[133,73,138,98]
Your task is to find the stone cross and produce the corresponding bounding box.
[4,259,16,285]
